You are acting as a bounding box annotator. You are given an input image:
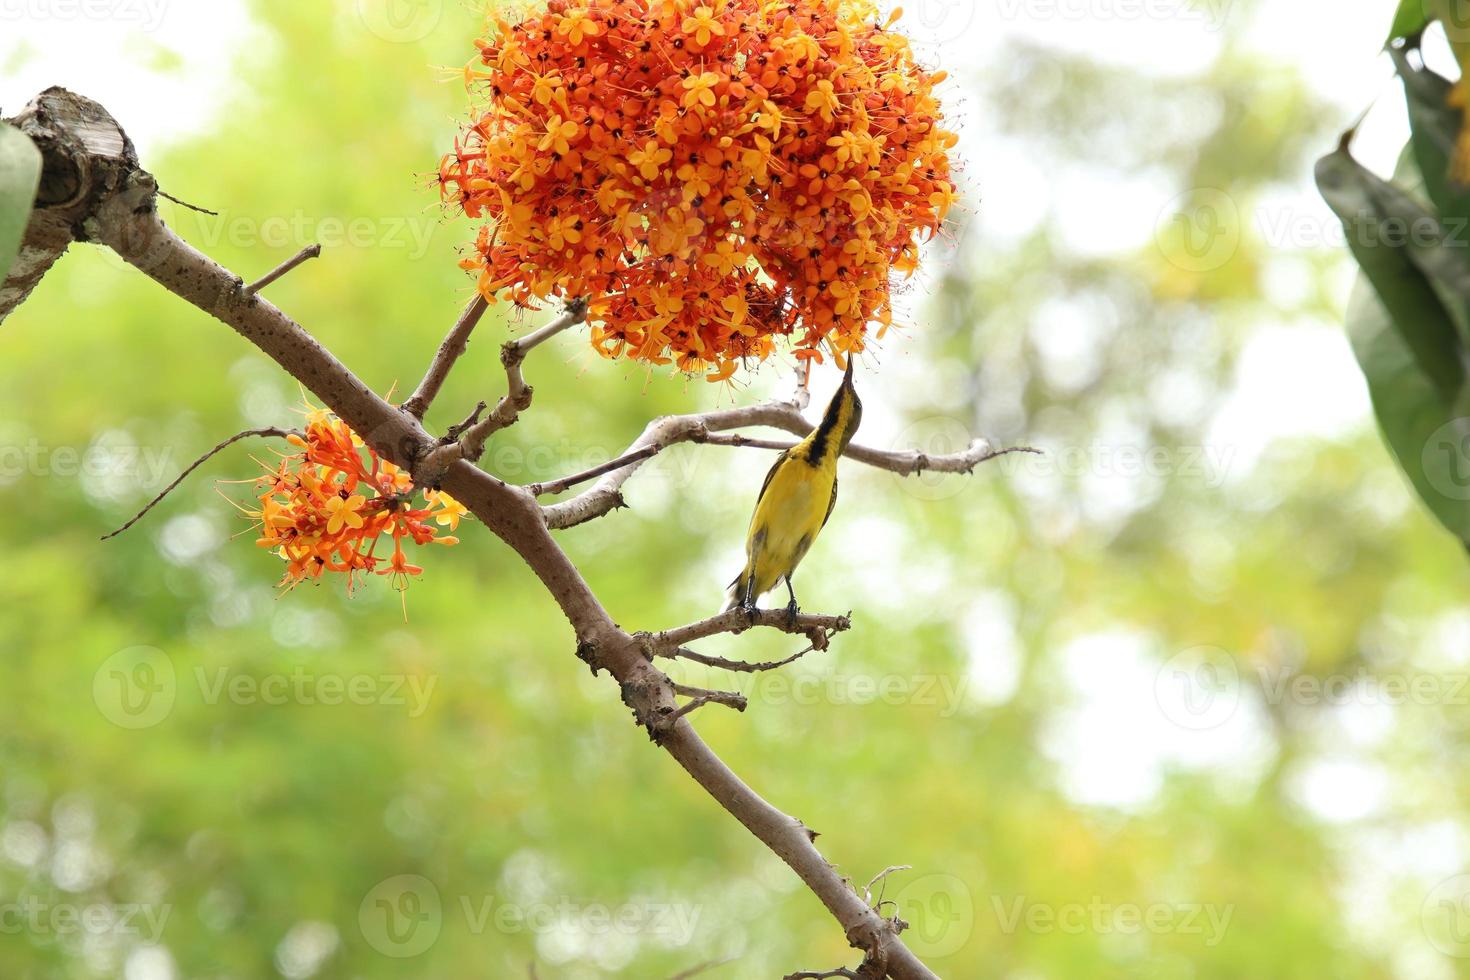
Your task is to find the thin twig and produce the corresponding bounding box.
[528,445,660,497]
[662,694,724,727]
[402,294,490,419]
[692,432,802,453]
[245,244,321,295]
[542,392,1037,530]
[784,970,858,980]
[101,426,294,540]
[672,683,748,712]
[445,400,487,441]
[157,188,218,215]
[657,644,820,673]
[668,958,735,979]
[645,609,851,652]
[458,298,588,461]
[863,866,912,908]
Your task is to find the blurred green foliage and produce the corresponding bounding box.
[2,2,1470,979]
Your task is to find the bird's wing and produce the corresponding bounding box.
[754,450,790,507]
[821,474,838,529]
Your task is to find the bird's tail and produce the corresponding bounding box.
[723,567,752,612]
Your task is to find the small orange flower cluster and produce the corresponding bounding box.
[247,408,468,595]
[439,0,958,380]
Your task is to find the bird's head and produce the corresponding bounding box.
[830,358,863,451]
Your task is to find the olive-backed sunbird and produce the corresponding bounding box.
[725,361,863,614]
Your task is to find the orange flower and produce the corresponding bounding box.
[241,403,468,596]
[555,7,601,45]
[681,71,722,110]
[682,6,725,47]
[441,0,957,380]
[324,494,366,534]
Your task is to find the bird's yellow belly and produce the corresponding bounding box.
[747,461,834,597]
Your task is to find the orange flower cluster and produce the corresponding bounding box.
[246,408,468,596]
[439,0,958,380]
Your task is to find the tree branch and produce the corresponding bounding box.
[17,88,942,980]
[1,88,137,324]
[100,426,295,540]
[657,643,821,674]
[457,297,588,461]
[644,609,850,652]
[541,394,1032,530]
[245,243,321,295]
[401,293,490,419]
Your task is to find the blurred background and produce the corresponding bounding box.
[4,0,1470,977]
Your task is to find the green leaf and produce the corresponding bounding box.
[1389,0,1430,41]
[1347,267,1470,544]
[1315,141,1470,397]
[1391,45,1470,230]
[1338,148,1470,545]
[0,120,42,286]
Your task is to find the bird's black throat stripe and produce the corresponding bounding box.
[804,393,845,466]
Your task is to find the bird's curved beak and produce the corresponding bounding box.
[842,358,855,387]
